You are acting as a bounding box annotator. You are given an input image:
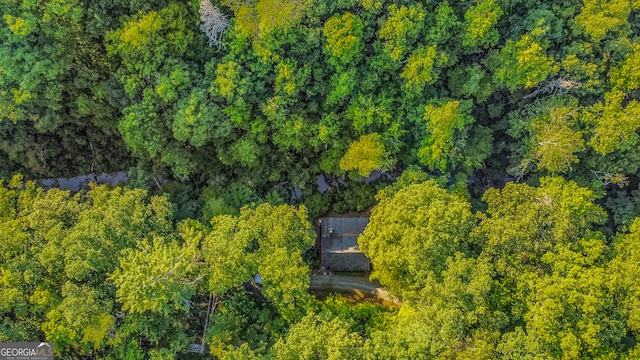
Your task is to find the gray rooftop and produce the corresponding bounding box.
[320,217,369,251]
[319,217,371,271]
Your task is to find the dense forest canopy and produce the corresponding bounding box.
[3,0,640,358]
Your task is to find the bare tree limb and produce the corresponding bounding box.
[200,0,230,50]
[523,78,582,100]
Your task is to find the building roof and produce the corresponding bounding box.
[319,217,371,271]
[320,217,369,251]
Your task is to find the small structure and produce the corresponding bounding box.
[187,344,205,354]
[319,217,371,272]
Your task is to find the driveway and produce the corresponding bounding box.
[310,273,402,306]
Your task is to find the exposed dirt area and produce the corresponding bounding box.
[309,273,402,307]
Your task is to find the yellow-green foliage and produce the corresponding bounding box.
[532,107,584,173]
[230,3,257,38]
[379,4,425,61]
[561,52,602,90]
[419,100,474,172]
[401,46,439,91]
[576,0,630,41]
[8,0,640,356]
[256,0,306,35]
[610,44,640,91]
[223,0,308,39]
[214,60,244,99]
[323,12,364,66]
[117,11,162,50]
[275,61,296,96]
[494,34,554,90]
[106,3,194,95]
[272,313,365,359]
[3,14,35,36]
[340,133,386,177]
[359,180,474,298]
[463,0,502,48]
[586,89,640,154]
